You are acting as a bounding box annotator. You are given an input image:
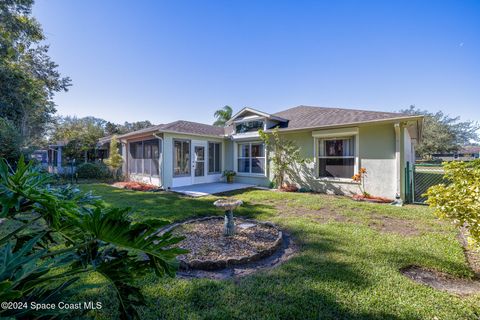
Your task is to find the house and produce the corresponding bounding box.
[431,145,480,162]
[107,106,423,201]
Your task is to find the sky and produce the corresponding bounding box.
[33,0,480,125]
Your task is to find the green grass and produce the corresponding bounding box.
[78,184,480,320]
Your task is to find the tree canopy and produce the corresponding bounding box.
[0,0,71,146]
[400,106,479,158]
[213,105,233,127]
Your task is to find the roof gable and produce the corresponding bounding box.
[227,107,287,125]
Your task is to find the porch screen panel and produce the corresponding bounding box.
[129,140,160,176]
[173,140,190,176]
[208,142,221,173]
[135,143,143,174]
[152,142,160,177]
[129,144,136,174]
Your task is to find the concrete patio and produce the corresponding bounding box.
[170,182,255,197]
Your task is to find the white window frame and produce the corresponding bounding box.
[235,141,266,176]
[312,128,359,182]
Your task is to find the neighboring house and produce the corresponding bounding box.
[105,106,423,201]
[431,146,480,162]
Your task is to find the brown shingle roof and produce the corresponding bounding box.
[159,120,225,137]
[273,105,417,130]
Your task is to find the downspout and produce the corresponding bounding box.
[153,132,164,189]
[391,122,403,206]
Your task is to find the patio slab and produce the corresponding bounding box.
[171,182,255,197]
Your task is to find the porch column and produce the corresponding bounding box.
[57,146,63,174]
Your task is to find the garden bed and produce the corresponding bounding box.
[112,181,162,192]
[164,217,283,270]
[352,194,393,203]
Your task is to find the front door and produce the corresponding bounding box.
[192,142,207,184]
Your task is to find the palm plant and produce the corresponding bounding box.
[213,105,233,127]
[0,157,186,319]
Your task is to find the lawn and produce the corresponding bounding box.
[78,184,480,320]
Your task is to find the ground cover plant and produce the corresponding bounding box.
[0,159,185,319]
[76,184,480,319]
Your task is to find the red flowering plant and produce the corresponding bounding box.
[352,167,370,197]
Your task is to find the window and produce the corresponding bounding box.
[208,142,221,173]
[173,140,190,176]
[237,142,265,174]
[235,120,264,133]
[318,137,354,178]
[128,139,160,176]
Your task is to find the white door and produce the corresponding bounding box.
[192,141,208,184]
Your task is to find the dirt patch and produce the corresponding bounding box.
[369,216,420,236]
[458,227,480,278]
[267,201,356,224]
[169,217,282,270]
[401,265,480,296]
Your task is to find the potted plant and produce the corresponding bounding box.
[222,170,236,183]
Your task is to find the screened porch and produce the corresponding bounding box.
[128,139,161,179]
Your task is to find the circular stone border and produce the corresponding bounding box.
[159,216,284,271]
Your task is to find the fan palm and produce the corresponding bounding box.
[213,105,233,127]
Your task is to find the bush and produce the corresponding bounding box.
[0,157,185,319]
[425,159,480,247]
[76,162,111,179]
[0,117,22,163]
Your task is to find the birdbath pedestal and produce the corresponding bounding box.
[213,199,243,237]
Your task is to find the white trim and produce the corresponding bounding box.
[227,107,288,125]
[235,141,267,176]
[312,127,359,138]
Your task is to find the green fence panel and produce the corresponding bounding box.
[412,164,445,204]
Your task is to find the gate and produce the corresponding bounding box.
[405,163,445,204]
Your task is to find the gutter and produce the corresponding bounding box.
[263,115,425,134]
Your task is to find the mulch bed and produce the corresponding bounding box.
[352,194,393,203]
[170,217,282,270]
[112,181,162,192]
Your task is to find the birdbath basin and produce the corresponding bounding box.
[214,199,243,237]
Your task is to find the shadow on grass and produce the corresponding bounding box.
[140,228,417,320]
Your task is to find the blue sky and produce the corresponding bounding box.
[34,0,480,125]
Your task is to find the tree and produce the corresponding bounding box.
[0,117,22,162]
[259,128,308,188]
[0,0,71,146]
[425,159,480,248]
[51,116,106,161]
[0,157,186,319]
[105,135,123,178]
[104,120,154,135]
[400,106,479,158]
[213,105,233,127]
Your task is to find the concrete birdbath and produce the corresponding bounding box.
[213,198,243,236]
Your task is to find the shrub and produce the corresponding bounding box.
[425,159,480,247]
[105,135,123,179]
[76,162,111,179]
[0,157,185,319]
[0,118,22,163]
